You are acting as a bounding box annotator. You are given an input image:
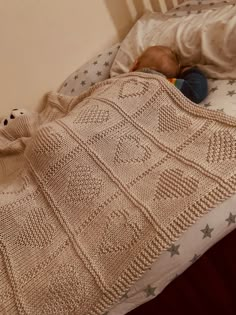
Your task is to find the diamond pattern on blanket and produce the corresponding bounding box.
[154,168,199,200]
[39,264,90,315]
[114,134,151,164]
[157,105,192,132]
[207,131,236,163]
[74,105,110,124]
[66,165,103,205]
[17,208,56,248]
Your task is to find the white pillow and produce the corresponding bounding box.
[110,5,236,79]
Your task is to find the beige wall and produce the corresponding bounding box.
[0,0,180,117]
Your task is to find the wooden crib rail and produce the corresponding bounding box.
[104,0,186,40]
[153,0,185,12]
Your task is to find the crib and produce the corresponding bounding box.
[1,1,236,314]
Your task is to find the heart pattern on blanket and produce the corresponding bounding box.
[99,209,141,255]
[40,264,89,315]
[154,168,199,200]
[74,105,110,124]
[118,79,149,99]
[207,131,236,163]
[66,165,103,205]
[114,134,151,164]
[17,208,56,248]
[34,126,63,155]
[157,105,191,132]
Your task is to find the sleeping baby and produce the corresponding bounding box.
[131,45,208,104]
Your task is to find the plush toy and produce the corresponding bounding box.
[0,108,28,126]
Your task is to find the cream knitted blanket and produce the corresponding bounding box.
[1,72,236,315]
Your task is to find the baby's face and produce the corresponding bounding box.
[132,46,180,78]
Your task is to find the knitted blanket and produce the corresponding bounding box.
[1,72,236,315]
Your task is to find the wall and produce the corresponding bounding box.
[0,0,182,117]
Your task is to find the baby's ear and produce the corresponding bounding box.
[130,59,139,72]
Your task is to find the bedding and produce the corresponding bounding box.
[110,4,236,79]
[59,44,120,97]
[129,226,236,315]
[1,72,236,314]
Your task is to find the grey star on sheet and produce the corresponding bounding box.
[121,292,129,300]
[74,74,78,80]
[81,80,86,86]
[71,88,75,93]
[227,90,236,97]
[201,224,214,239]
[167,244,180,257]
[144,285,156,297]
[84,70,88,74]
[108,51,113,55]
[227,79,236,85]
[96,71,102,76]
[210,87,218,93]
[226,212,236,226]
[204,102,211,107]
[190,254,201,264]
[104,61,110,67]
[93,61,98,65]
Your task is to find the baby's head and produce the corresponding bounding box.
[131,45,180,78]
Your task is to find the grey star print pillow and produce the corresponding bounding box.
[166,0,235,17]
[58,44,120,96]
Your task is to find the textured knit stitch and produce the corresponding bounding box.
[1,72,236,315]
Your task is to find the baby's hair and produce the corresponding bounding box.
[171,49,181,67]
[133,46,180,78]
